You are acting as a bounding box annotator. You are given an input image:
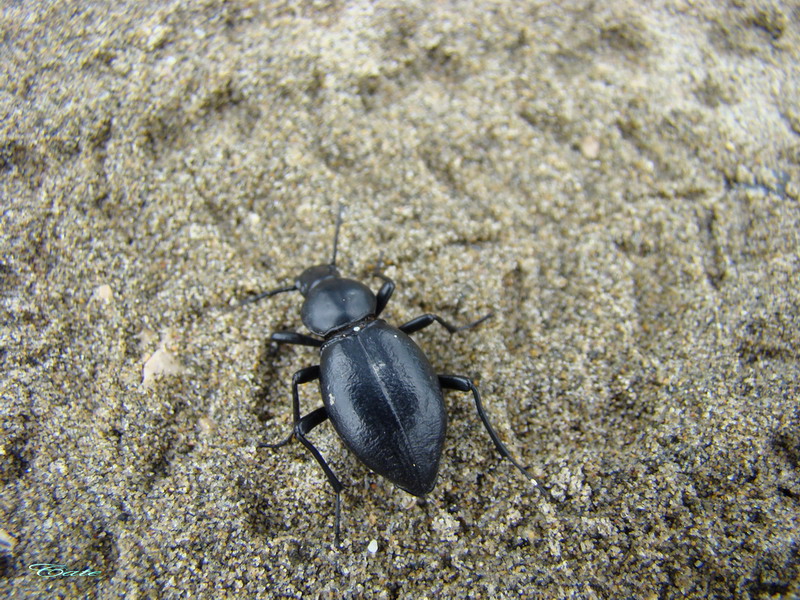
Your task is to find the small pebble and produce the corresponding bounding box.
[579,134,600,159]
[91,283,113,303]
[142,347,184,388]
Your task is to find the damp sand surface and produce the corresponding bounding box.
[1,2,799,598]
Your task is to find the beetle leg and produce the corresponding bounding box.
[259,403,345,545]
[438,374,551,501]
[288,366,320,424]
[260,365,319,445]
[374,278,395,316]
[437,375,526,472]
[293,406,345,547]
[258,403,327,450]
[271,331,323,347]
[237,285,297,307]
[371,254,395,316]
[271,365,345,546]
[399,312,493,335]
[258,430,293,449]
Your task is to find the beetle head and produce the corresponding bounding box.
[301,277,377,336]
[295,264,340,296]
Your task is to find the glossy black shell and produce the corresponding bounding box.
[319,319,446,496]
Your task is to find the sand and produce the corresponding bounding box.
[1,1,799,598]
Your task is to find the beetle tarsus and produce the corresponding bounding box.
[237,285,297,308]
[258,430,294,449]
[334,492,341,548]
[459,311,493,331]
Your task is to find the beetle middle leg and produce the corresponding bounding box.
[399,312,492,335]
[259,365,345,545]
[270,331,323,347]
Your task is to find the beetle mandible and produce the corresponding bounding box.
[245,207,539,545]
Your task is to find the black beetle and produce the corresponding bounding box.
[245,208,540,545]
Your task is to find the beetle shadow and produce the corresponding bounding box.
[251,337,287,430]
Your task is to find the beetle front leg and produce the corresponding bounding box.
[399,312,492,335]
[374,277,395,316]
[368,252,396,317]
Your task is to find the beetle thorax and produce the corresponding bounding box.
[301,277,377,336]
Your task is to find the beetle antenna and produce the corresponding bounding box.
[238,284,297,307]
[330,204,345,267]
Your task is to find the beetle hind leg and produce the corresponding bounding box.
[293,406,345,547]
[261,405,346,547]
[438,374,552,501]
[258,365,346,546]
